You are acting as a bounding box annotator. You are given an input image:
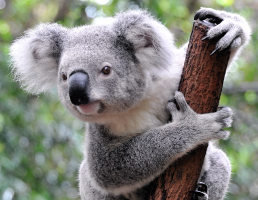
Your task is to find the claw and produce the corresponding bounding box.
[191,191,207,200]
[190,182,208,200]
[201,36,210,41]
[194,12,200,20]
[196,182,208,193]
[210,47,220,56]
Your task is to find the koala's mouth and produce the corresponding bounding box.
[76,101,101,115]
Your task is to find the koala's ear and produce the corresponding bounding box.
[113,10,175,70]
[10,23,67,94]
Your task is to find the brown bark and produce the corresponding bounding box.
[148,20,230,199]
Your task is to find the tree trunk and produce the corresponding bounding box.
[147,19,230,200]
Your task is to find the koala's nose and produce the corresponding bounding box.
[69,71,90,106]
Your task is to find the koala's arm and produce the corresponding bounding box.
[179,8,251,65]
[84,92,232,195]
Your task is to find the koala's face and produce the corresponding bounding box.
[58,26,146,122]
[10,10,174,124]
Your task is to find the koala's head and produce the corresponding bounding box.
[10,10,175,123]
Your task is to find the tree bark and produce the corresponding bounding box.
[148,19,230,200]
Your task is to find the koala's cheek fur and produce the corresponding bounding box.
[101,69,147,112]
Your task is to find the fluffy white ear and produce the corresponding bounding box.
[113,10,176,70]
[10,23,68,94]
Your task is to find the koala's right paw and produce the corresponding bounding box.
[194,7,251,55]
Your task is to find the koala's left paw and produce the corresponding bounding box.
[200,106,232,140]
[191,182,208,200]
[194,7,251,55]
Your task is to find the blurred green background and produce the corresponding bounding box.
[0,0,257,199]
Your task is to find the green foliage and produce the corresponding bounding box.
[0,0,258,199]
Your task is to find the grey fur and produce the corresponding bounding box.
[10,8,251,200]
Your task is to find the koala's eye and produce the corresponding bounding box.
[61,72,67,81]
[101,66,111,75]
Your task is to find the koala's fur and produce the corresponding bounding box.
[10,8,251,200]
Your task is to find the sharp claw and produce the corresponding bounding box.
[201,36,210,41]
[190,191,206,196]
[210,47,220,56]
[196,182,208,193]
[194,13,200,20]
[190,191,206,200]
[190,182,208,199]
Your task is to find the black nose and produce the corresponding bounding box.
[69,71,89,105]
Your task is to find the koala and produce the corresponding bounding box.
[10,8,251,200]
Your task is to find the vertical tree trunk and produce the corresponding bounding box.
[148,19,230,200]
